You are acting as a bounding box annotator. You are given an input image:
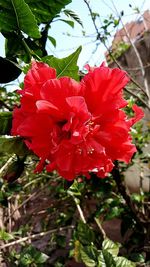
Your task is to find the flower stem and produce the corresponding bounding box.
[73,196,86,224]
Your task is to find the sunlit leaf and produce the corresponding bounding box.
[59,19,74,28]
[42,46,82,81]
[48,36,57,47]
[102,238,119,256]
[0,0,40,38]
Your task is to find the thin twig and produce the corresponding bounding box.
[83,0,149,102]
[74,197,86,223]
[0,225,75,250]
[4,180,52,223]
[0,155,16,176]
[124,87,150,110]
[94,217,106,239]
[111,0,150,107]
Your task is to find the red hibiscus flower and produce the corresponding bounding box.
[11,61,144,180]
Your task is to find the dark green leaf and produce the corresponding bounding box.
[100,250,116,267]
[0,136,30,156]
[104,206,123,220]
[77,221,95,245]
[3,156,25,183]
[63,9,83,27]
[0,0,40,38]
[19,245,49,265]
[0,112,12,135]
[80,246,96,267]
[129,253,145,263]
[0,191,8,207]
[48,36,57,47]
[0,57,22,83]
[42,46,82,81]
[26,0,71,23]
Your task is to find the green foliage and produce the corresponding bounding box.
[73,233,136,267]
[0,57,22,83]
[63,9,83,27]
[42,46,82,81]
[0,136,30,156]
[0,112,12,135]
[48,36,57,47]
[107,42,130,64]
[0,230,14,241]
[77,221,95,245]
[26,0,71,23]
[59,19,74,28]
[9,245,49,266]
[0,0,40,38]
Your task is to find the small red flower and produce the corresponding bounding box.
[11,61,144,180]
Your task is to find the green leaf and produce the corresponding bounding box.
[0,191,8,207]
[48,36,57,47]
[63,9,83,27]
[80,246,96,267]
[19,245,49,265]
[77,221,95,245]
[129,253,145,263]
[98,250,136,267]
[59,19,74,28]
[26,0,71,23]
[0,0,40,38]
[0,112,12,135]
[99,250,116,267]
[0,136,30,156]
[67,180,84,198]
[102,238,119,256]
[42,46,82,81]
[0,57,22,83]
[0,230,14,241]
[115,256,136,267]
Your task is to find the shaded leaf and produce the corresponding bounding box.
[3,156,25,183]
[80,246,96,267]
[99,250,116,267]
[0,136,30,156]
[0,0,40,38]
[0,57,22,83]
[26,0,71,23]
[42,46,82,81]
[0,112,12,135]
[77,220,95,245]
